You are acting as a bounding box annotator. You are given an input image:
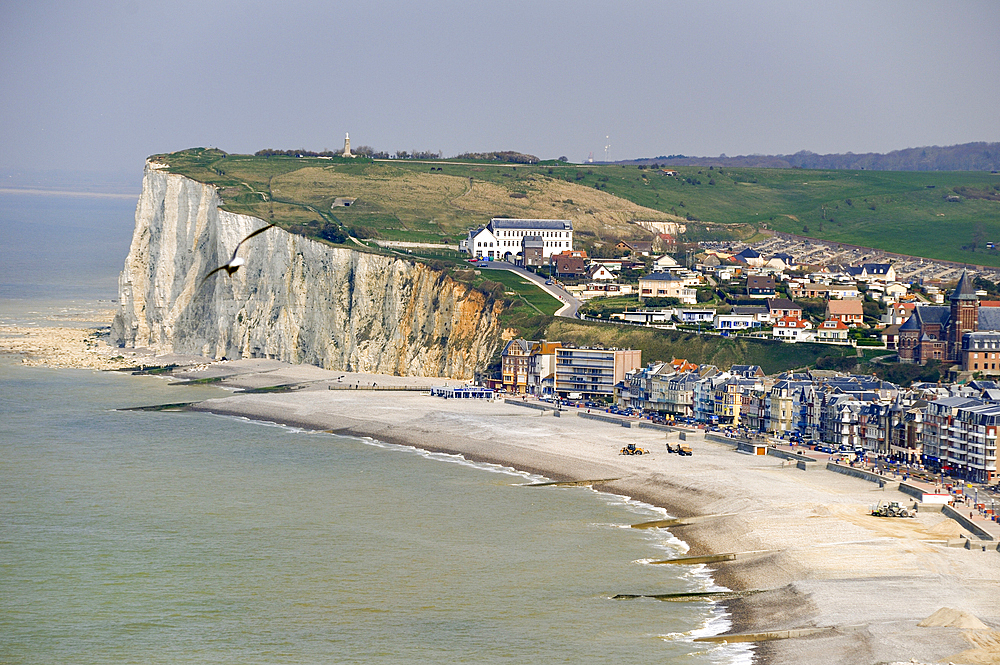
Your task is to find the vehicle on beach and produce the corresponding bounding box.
[870,501,914,518]
[620,443,649,456]
[666,443,693,456]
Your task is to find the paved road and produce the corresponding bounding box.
[479,261,581,318]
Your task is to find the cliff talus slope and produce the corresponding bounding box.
[112,163,501,378]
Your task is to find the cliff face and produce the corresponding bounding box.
[111,163,502,378]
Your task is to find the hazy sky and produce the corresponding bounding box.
[2,0,998,182]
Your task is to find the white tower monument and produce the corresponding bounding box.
[342,132,354,158]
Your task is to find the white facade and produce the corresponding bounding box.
[772,316,813,342]
[653,254,679,269]
[713,314,760,330]
[589,265,615,281]
[464,218,573,260]
[464,227,496,257]
[677,308,716,323]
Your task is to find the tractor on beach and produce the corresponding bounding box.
[620,443,649,456]
[871,501,914,518]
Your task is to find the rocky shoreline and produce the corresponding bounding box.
[0,309,156,370]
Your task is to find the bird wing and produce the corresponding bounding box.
[203,224,276,285]
[199,264,229,286]
[233,224,277,254]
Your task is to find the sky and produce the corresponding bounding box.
[2,0,999,187]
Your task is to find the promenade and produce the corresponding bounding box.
[530,398,1000,545]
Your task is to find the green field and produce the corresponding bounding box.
[155,148,1000,267]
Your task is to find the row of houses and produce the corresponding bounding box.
[615,362,998,483]
[498,335,997,481]
[608,298,855,343]
[713,249,897,286]
[704,250,915,306]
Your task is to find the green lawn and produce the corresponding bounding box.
[484,269,562,316]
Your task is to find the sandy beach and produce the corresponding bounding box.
[4,318,999,664]
[130,358,998,665]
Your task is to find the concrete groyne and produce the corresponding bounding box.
[578,412,632,427]
[826,462,899,488]
[504,399,558,412]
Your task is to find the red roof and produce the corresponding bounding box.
[670,358,698,372]
[776,316,809,328]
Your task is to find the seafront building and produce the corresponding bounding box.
[554,346,642,398]
[500,340,640,399]
[500,338,562,395]
[496,335,997,481]
[621,362,997,482]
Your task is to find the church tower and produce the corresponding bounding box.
[948,270,978,361]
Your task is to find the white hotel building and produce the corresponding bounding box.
[461,218,573,261]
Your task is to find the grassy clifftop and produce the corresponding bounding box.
[155,147,1000,267]
[151,149,679,245]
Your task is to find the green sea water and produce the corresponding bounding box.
[0,193,750,663]
[0,357,750,664]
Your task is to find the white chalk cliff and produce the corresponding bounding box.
[112,162,502,378]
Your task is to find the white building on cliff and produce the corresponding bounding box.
[461,218,573,261]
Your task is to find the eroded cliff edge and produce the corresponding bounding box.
[111,162,503,378]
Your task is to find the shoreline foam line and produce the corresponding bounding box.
[162,379,1000,665]
[183,401,744,654]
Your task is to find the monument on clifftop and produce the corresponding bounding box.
[342,132,354,158]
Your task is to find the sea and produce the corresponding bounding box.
[0,191,751,664]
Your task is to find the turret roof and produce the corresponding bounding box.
[950,270,978,301]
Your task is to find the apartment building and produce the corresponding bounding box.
[501,338,562,395]
[554,346,641,397]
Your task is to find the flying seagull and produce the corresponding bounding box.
[200,224,276,285]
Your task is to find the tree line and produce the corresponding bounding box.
[625,142,1000,172]
[252,147,545,163]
